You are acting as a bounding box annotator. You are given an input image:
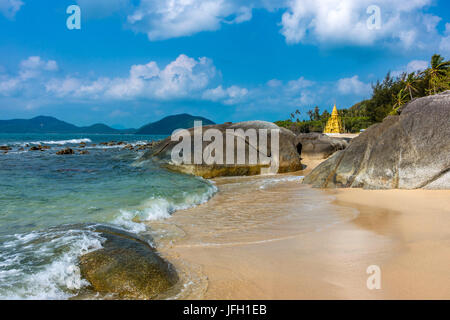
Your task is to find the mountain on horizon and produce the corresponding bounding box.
[135,113,215,135]
[0,114,216,135]
[0,116,135,134]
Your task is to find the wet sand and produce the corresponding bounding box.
[329,189,450,299]
[152,163,450,300]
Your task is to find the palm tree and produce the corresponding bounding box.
[403,73,419,100]
[294,109,301,122]
[290,109,301,122]
[391,89,409,114]
[423,54,450,94]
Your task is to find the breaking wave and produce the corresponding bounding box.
[113,180,218,233]
[26,138,92,145]
[0,226,104,300]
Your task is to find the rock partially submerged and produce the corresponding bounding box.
[56,148,75,155]
[296,133,348,160]
[29,145,50,151]
[303,91,450,189]
[93,141,158,151]
[141,121,302,178]
[123,144,134,150]
[135,142,158,151]
[79,226,178,299]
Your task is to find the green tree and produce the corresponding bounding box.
[321,110,330,120]
[276,54,450,134]
[391,89,409,114]
[403,73,419,100]
[313,106,320,121]
[423,54,450,94]
[290,109,301,122]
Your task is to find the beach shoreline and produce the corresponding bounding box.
[153,161,450,300]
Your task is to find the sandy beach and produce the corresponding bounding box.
[152,162,450,300]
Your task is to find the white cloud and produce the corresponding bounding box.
[337,75,371,95]
[234,74,370,114]
[266,79,283,87]
[19,0,440,54]
[0,56,57,96]
[127,0,256,41]
[286,76,315,92]
[392,59,429,77]
[0,55,218,102]
[120,0,448,53]
[202,85,228,101]
[105,54,217,99]
[0,54,406,117]
[0,77,19,95]
[440,37,450,56]
[406,60,428,73]
[279,0,438,49]
[0,0,23,19]
[439,23,450,56]
[422,14,441,33]
[203,85,248,105]
[19,56,58,80]
[41,54,218,101]
[45,77,82,97]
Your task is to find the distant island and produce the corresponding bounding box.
[0,114,215,135]
[135,113,215,135]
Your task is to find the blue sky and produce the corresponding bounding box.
[0,0,449,128]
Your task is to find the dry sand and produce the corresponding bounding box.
[154,160,450,300]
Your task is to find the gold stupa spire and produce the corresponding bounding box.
[324,103,344,134]
[331,104,338,116]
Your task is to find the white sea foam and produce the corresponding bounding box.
[25,138,92,146]
[131,141,150,146]
[82,140,151,150]
[113,180,218,233]
[85,145,121,150]
[113,210,148,233]
[0,228,104,300]
[259,176,304,189]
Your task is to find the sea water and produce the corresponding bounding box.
[0,133,217,299]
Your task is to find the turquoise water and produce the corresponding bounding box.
[0,134,217,299]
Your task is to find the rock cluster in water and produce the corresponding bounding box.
[98,141,159,151]
[79,226,178,300]
[0,140,161,155]
[303,91,450,189]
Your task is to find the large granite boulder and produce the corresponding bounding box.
[141,121,302,178]
[79,226,178,299]
[296,133,348,160]
[303,91,450,189]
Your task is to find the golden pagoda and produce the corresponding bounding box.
[323,104,344,134]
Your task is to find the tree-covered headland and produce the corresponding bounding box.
[276,54,450,134]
